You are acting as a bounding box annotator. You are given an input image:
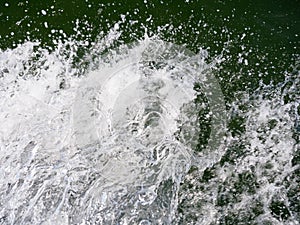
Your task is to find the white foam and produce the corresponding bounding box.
[0,34,225,223]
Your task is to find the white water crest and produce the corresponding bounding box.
[2,22,298,224]
[0,35,227,224]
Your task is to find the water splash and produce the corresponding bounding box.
[71,38,227,223]
[176,69,300,224]
[0,30,228,224]
[0,15,298,224]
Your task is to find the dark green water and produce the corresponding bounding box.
[0,0,299,224]
[1,0,299,102]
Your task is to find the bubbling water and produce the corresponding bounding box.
[0,36,226,224]
[71,39,221,223]
[2,22,298,224]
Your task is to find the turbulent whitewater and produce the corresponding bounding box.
[0,27,299,224]
[0,36,226,224]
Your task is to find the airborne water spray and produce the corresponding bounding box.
[0,1,299,224]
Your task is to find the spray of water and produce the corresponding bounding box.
[0,18,298,224]
[0,28,229,224]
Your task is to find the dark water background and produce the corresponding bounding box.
[0,0,299,224]
[0,0,299,111]
[1,0,299,97]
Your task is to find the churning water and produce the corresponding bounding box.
[0,33,224,224]
[0,3,299,225]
